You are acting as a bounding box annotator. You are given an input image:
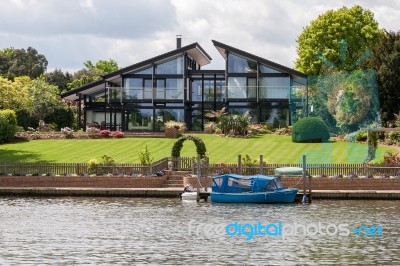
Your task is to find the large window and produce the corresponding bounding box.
[260,77,290,99]
[127,109,154,131]
[227,77,256,99]
[125,78,143,99]
[227,77,246,98]
[166,79,183,100]
[156,56,183,74]
[154,109,184,131]
[228,53,257,73]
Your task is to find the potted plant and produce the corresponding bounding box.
[164,121,186,138]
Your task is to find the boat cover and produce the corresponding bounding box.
[212,174,279,193]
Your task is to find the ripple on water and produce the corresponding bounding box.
[0,197,399,265]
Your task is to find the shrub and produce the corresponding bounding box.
[61,127,74,139]
[99,130,112,137]
[138,145,153,164]
[86,127,100,138]
[344,130,368,143]
[111,131,124,138]
[204,122,216,133]
[292,117,330,143]
[0,109,18,143]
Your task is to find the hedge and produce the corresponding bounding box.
[0,109,17,143]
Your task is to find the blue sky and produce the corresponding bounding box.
[0,0,398,73]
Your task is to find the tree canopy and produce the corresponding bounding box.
[0,47,48,80]
[367,30,400,126]
[0,76,30,111]
[67,58,119,90]
[295,5,382,76]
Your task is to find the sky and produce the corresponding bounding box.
[0,0,399,73]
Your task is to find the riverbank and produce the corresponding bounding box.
[1,187,400,200]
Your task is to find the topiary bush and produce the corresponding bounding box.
[292,117,330,143]
[0,109,18,143]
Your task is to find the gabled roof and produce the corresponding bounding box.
[103,42,211,81]
[212,40,307,78]
[61,79,106,101]
[61,42,212,101]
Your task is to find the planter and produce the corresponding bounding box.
[165,127,179,138]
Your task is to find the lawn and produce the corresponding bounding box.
[0,134,395,164]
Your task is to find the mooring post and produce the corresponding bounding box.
[259,155,263,175]
[196,154,201,202]
[238,155,242,174]
[301,154,308,204]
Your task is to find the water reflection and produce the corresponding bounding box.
[0,197,399,265]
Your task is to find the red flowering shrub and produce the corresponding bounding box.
[99,130,112,137]
[111,131,124,138]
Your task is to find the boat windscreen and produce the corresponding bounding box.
[274,178,284,189]
[224,178,252,193]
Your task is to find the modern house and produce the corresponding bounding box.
[61,38,308,132]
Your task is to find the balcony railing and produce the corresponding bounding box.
[106,87,184,102]
[105,85,305,102]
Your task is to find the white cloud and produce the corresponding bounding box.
[0,0,398,73]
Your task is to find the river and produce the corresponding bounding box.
[0,197,399,265]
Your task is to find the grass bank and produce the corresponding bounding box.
[0,134,395,164]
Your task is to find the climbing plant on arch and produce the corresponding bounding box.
[171,135,207,158]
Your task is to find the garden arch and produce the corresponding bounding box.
[171,135,207,158]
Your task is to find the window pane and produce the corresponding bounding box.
[156,56,183,74]
[127,109,154,131]
[228,53,257,73]
[204,80,214,102]
[260,77,289,99]
[166,79,183,100]
[228,77,246,98]
[144,79,153,99]
[191,80,202,101]
[248,78,257,98]
[155,109,184,131]
[132,66,153,74]
[260,65,280,73]
[156,79,165,99]
[216,80,225,102]
[125,78,143,99]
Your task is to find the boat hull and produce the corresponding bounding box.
[181,192,198,200]
[211,188,298,203]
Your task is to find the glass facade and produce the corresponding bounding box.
[78,44,307,132]
[156,56,183,74]
[260,77,290,99]
[260,64,279,73]
[228,53,257,73]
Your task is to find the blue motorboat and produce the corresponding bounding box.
[211,174,298,203]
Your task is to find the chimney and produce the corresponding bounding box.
[176,35,182,49]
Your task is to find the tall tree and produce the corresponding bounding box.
[1,47,48,80]
[295,5,382,76]
[367,30,400,125]
[27,76,60,121]
[84,59,119,75]
[67,59,119,89]
[45,68,72,94]
[0,76,29,111]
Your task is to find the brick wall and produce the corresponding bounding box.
[183,176,212,188]
[281,177,400,190]
[0,175,168,188]
[1,175,400,190]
